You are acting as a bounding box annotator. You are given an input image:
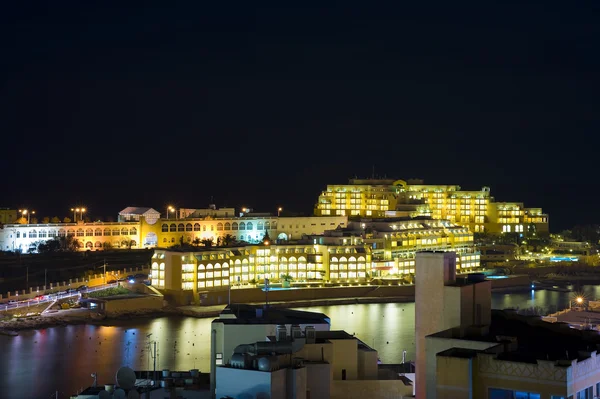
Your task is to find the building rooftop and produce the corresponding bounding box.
[437,347,479,359]
[119,207,157,215]
[431,309,600,364]
[213,304,331,326]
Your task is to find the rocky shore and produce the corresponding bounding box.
[0,295,414,336]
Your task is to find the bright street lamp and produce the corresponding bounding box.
[277,207,282,217]
[167,206,175,219]
[570,296,585,309]
[71,207,85,222]
[19,209,34,224]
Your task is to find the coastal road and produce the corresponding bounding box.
[0,283,119,312]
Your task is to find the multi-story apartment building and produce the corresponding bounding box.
[0,207,348,253]
[316,217,480,275]
[151,242,372,296]
[315,178,549,235]
[417,252,600,399]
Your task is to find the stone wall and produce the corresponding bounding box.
[104,295,163,315]
[194,285,416,306]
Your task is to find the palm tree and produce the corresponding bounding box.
[201,238,214,248]
[222,234,234,246]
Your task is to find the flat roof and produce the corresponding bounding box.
[431,309,600,363]
[437,348,479,359]
[212,304,330,326]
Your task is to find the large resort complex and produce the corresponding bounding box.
[315,178,548,234]
[0,178,547,293]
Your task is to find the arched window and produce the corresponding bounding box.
[58,229,66,237]
[39,230,47,238]
[86,242,93,249]
[194,223,200,231]
[210,225,214,231]
[67,229,75,236]
[186,223,192,232]
[85,228,93,236]
[130,240,136,247]
[95,228,102,236]
[214,263,221,269]
[177,224,185,232]
[272,221,277,229]
[217,223,223,231]
[257,222,264,230]
[203,225,207,231]
[121,228,129,235]
[169,224,176,232]
[239,222,246,230]
[265,221,271,230]
[76,229,84,237]
[224,222,231,230]
[48,230,57,238]
[112,228,120,236]
[103,228,111,236]
[95,242,102,248]
[29,230,37,238]
[16,231,20,238]
[130,227,137,235]
[162,224,168,232]
[348,256,357,271]
[246,222,253,231]
[232,222,238,230]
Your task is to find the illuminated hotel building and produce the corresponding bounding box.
[315,178,549,235]
[319,218,480,275]
[151,243,372,298]
[0,207,348,253]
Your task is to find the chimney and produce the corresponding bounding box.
[305,326,316,344]
[276,325,288,342]
[443,255,456,285]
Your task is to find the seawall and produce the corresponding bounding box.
[191,275,532,306]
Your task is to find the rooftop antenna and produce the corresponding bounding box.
[91,373,98,388]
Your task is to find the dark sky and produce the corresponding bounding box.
[1,1,598,231]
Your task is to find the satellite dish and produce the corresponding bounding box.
[98,390,112,399]
[116,366,136,390]
[113,388,126,399]
[127,390,140,399]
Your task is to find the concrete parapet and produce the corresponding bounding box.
[2,266,149,302]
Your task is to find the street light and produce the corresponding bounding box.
[570,296,585,310]
[70,207,86,222]
[167,206,175,219]
[19,209,34,224]
[277,207,282,217]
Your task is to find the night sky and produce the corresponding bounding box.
[1,2,599,231]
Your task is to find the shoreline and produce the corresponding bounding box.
[0,296,414,335]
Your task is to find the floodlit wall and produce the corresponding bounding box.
[103,295,163,315]
[436,355,472,399]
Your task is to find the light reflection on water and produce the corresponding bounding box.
[1,287,598,398]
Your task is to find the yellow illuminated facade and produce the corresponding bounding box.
[319,218,480,276]
[0,211,349,253]
[0,209,17,225]
[315,178,549,235]
[152,243,372,294]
